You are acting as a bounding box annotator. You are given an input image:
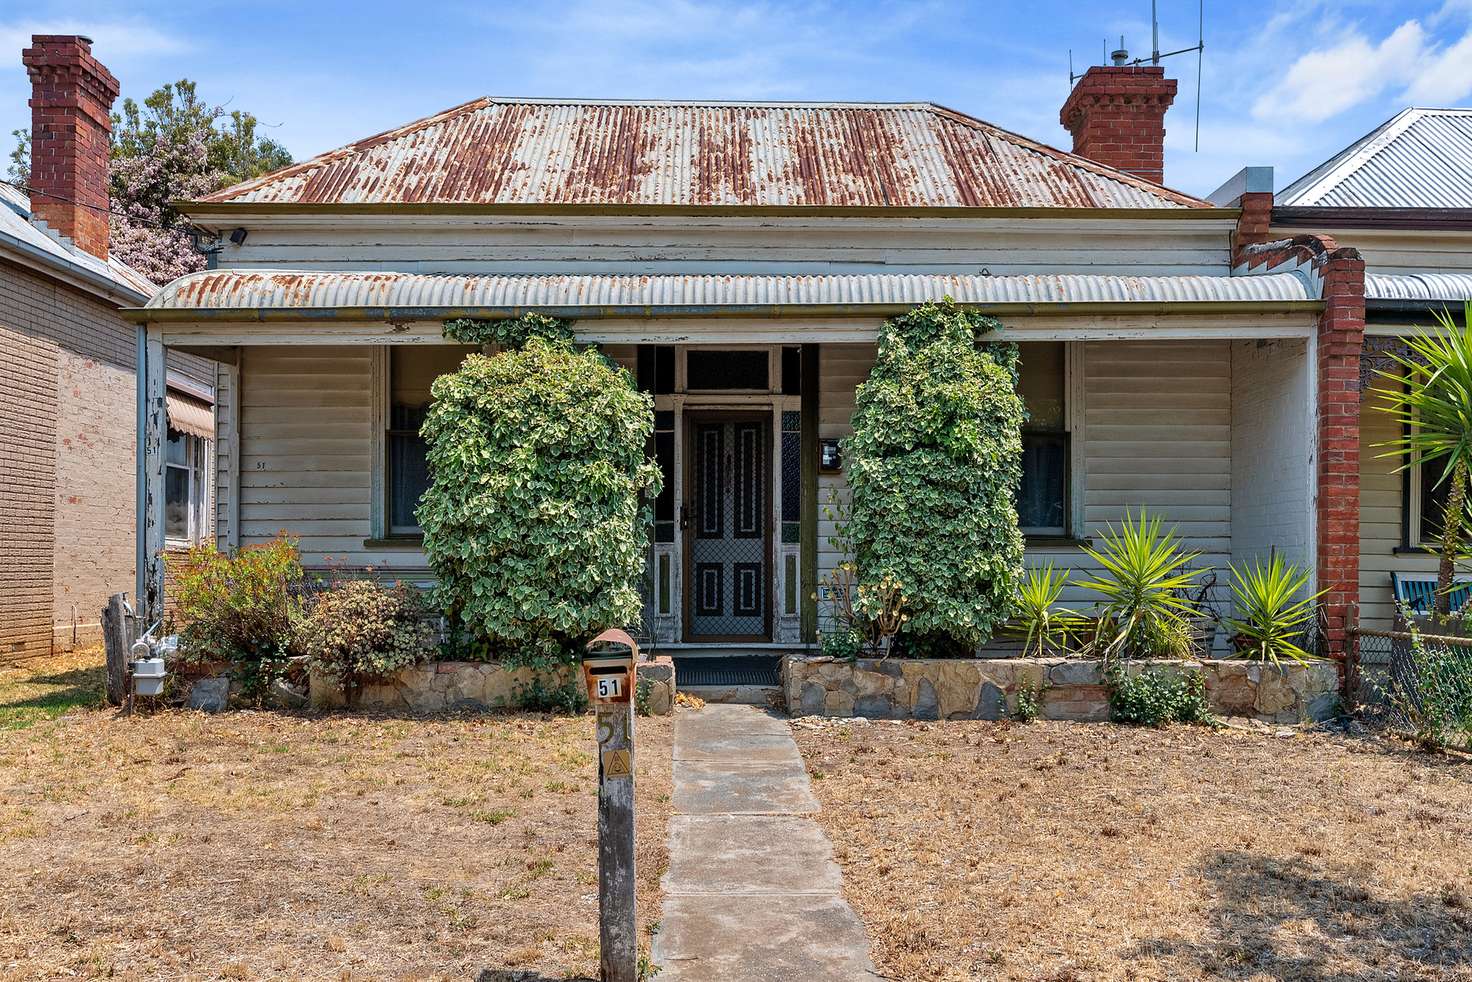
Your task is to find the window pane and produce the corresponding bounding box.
[1421,457,1452,542]
[165,465,190,540]
[655,431,674,523]
[166,428,188,466]
[1019,433,1067,534]
[687,350,768,390]
[781,430,801,522]
[389,432,429,532]
[389,346,476,532]
[1018,342,1065,431]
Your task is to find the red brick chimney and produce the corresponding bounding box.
[1059,64,1177,185]
[21,35,119,259]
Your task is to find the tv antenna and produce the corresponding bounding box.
[1068,0,1205,151]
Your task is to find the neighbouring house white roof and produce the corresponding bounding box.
[1278,108,1472,208]
[0,181,153,303]
[1366,272,1472,304]
[192,98,1209,211]
[139,269,1316,317]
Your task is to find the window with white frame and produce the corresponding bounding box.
[1016,342,1071,537]
[165,427,210,545]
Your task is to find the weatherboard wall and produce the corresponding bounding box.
[202,214,1235,278]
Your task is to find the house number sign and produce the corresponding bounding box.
[583,628,641,982]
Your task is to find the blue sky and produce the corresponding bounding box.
[3,0,1471,198]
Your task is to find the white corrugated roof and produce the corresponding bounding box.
[0,182,153,302]
[142,269,1315,315]
[1367,272,1472,303]
[1278,108,1472,208]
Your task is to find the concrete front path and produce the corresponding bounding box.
[651,703,881,980]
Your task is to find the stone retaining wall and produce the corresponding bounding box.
[783,655,1340,724]
[310,657,676,715]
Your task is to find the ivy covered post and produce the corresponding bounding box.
[418,314,662,667]
[845,300,1026,656]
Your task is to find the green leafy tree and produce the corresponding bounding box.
[418,316,662,666]
[1374,302,1472,614]
[845,299,1025,655]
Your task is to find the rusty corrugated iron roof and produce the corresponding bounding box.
[195,99,1209,210]
[142,269,1313,314]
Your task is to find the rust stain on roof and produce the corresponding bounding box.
[197,99,1209,210]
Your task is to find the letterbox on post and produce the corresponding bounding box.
[585,629,641,982]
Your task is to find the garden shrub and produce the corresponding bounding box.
[418,315,662,668]
[168,534,303,699]
[443,312,574,349]
[513,673,590,715]
[296,580,438,697]
[1106,665,1213,727]
[845,299,1025,655]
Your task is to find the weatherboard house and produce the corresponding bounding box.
[126,65,1366,674]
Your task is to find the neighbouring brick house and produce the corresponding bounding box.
[127,53,1374,692]
[0,35,214,661]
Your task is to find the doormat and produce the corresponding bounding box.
[673,654,781,687]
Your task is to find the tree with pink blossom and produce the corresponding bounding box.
[8,79,291,285]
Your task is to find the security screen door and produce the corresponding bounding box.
[685,413,771,641]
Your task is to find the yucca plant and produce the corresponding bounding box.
[1010,564,1083,658]
[1225,554,1326,666]
[1076,510,1206,661]
[1373,302,1472,614]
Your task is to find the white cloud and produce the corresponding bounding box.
[0,20,190,64]
[1404,30,1472,104]
[1252,20,1427,123]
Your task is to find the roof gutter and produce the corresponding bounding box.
[123,299,1325,324]
[0,234,149,307]
[175,201,1241,221]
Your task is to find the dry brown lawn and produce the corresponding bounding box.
[0,649,672,981]
[794,717,1472,982]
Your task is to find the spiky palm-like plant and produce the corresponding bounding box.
[1225,553,1326,666]
[1374,302,1472,615]
[1076,510,1206,661]
[1010,563,1083,658]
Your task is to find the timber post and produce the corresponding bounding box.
[584,629,639,982]
[100,593,135,706]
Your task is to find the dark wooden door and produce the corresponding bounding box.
[685,414,770,641]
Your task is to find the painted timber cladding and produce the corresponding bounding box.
[1273,227,1472,276]
[197,100,1206,210]
[1359,391,1433,630]
[813,340,1237,627]
[197,214,1237,278]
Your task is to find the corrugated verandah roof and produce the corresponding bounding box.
[195,99,1209,210]
[140,270,1313,316]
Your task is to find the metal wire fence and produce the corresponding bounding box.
[1356,617,1472,748]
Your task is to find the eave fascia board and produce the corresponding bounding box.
[0,236,149,307]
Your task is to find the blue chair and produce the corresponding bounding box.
[1391,572,1472,613]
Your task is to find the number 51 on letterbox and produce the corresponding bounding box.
[583,652,633,704]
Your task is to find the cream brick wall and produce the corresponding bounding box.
[0,322,58,660]
[0,257,215,654]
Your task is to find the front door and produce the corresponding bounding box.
[685,413,771,641]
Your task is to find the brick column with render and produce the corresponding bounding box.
[1235,235,1366,683]
[1059,65,1177,184]
[21,35,119,259]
